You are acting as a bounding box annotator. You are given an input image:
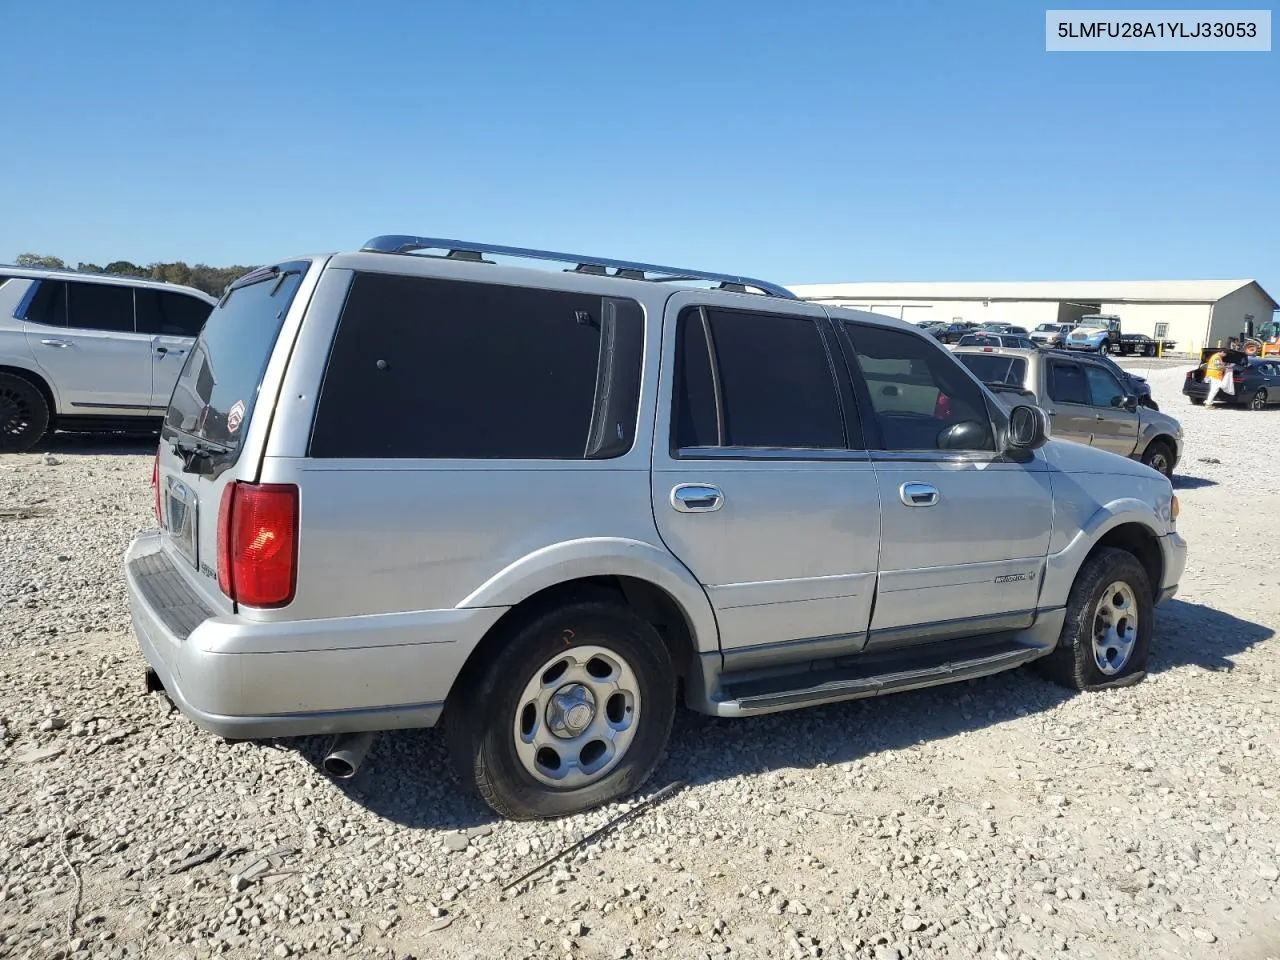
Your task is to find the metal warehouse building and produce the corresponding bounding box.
[788,279,1279,355]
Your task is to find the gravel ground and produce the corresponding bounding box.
[2,365,1278,960]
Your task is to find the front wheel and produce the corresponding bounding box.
[1251,388,1269,411]
[1141,439,1176,479]
[1037,548,1153,691]
[448,600,676,820]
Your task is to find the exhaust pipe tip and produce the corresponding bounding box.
[322,731,377,780]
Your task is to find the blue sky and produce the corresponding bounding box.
[0,2,1275,299]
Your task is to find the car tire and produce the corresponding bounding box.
[1251,388,1268,411]
[1189,397,1204,405]
[1140,439,1176,478]
[448,600,676,821]
[1037,547,1154,692]
[0,373,51,453]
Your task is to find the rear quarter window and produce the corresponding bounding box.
[308,274,644,460]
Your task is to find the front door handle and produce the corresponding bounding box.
[899,481,940,507]
[40,338,70,348]
[671,483,724,513]
[154,347,186,357]
[1095,413,1106,421]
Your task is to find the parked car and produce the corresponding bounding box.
[1030,323,1073,349]
[125,234,1186,820]
[956,332,1038,350]
[975,322,1030,335]
[953,345,1182,477]
[0,266,216,450]
[931,322,972,344]
[1183,349,1280,410]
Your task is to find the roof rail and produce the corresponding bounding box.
[359,235,797,300]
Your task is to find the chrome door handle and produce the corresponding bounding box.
[40,338,70,348]
[671,483,724,513]
[899,482,940,507]
[154,347,186,357]
[1095,414,1106,421]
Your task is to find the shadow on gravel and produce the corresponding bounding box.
[1172,474,1217,490]
[284,602,1274,830]
[34,431,158,456]
[1149,598,1274,674]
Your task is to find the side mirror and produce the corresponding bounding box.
[1007,404,1049,451]
[937,419,995,451]
[1121,395,1139,412]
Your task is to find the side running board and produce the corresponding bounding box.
[711,636,1046,718]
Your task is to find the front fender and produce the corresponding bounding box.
[456,537,720,655]
[1040,498,1168,609]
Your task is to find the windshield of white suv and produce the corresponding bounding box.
[1034,324,1059,332]
[164,264,307,449]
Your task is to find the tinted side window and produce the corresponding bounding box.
[955,353,1027,386]
[136,290,212,337]
[66,281,135,333]
[1083,365,1126,407]
[672,307,848,451]
[844,323,994,452]
[310,274,644,460]
[22,280,68,326]
[1048,362,1089,405]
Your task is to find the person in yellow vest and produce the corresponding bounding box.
[1204,350,1232,406]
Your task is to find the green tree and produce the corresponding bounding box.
[15,253,66,269]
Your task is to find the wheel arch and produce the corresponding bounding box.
[0,363,57,416]
[1042,503,1169,609]
[445,538,718,711]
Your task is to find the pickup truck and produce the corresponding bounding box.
[1064,315,1177,357]
[953,345,1182,478]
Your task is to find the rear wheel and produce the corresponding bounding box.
[1141,439,1175,478]
[1251,388,1269,411]
[448,600,676,820]
[1037,548,1153,691]
[0,373,51,452]
[1189,397,1204,405]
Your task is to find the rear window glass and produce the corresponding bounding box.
[164,267,306,447]
[309,273,644,460]
[136,289,213,337]
[956,353,1027,386]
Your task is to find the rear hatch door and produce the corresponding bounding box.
[155,261,318,614]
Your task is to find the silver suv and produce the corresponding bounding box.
[125,236,1187,820]
[0,266,217,450]
[952,345,1182,478]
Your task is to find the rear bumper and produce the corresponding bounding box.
[124,532,506,739]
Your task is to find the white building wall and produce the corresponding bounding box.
[1097,302,1210,353]
[822,299,1060,328]
[1209,286,1277,349]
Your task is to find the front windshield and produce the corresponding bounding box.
[1077,317,1109,329]
[1034,324,1058,332]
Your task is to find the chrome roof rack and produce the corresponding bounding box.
[359,234,797,300]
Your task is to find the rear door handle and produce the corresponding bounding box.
[899,482,939,507]
[154,347,186,357]
[671,483,724,513]
[40,338,70,348]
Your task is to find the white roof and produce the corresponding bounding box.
[788,279,1277,308]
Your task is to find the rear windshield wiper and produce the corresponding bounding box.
[168,435,229,471]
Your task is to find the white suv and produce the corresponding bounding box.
[0,266,217,450]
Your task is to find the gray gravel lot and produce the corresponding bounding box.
[2,364,1278,960]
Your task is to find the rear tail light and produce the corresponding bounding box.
[151,450,161,525]
[217,482,299,608]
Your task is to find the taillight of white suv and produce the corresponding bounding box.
[216,482,299,608]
